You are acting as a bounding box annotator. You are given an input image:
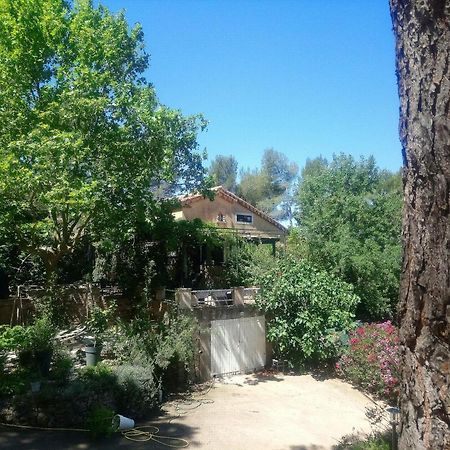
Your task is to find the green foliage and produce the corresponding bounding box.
[51,349,74,384]
[0,317,56,356]
[238,148,298,222]
[78,363,117,390]
[227,239,278,287]
[296,154,402,320]
[100,313,198,412]
[86,405,115,437]
[109,314,198,372]
[0,0,208,277]
[0,370,30,397]
[255,256,359,363]
[85,301,116,345]
[113,363,158,416]
[209,155,238,192]
[26,316,56,353]
[335,431,392,450]
[0,325,29,352]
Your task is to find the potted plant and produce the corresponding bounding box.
[17,316,56,377]
[29,316,56,376]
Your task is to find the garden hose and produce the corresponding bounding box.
[122,425,189,447]
[0,422,189,447]
[0,381,216,447]
[0,422,89,432]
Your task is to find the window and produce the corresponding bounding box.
[236,213,253,224]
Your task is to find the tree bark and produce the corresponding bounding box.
[390,1,450,449]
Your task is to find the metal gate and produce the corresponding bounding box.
[211,316,266,376]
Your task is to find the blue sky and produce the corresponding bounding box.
[103,0,402,173]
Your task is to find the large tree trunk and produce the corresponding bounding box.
[390,1,450,449]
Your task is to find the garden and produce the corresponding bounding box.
[0,1,405,448]
[0,304,198,435]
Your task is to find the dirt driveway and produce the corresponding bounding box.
[0,372,387,450]
[159,372,387,450]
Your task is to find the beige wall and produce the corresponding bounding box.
[175,195,284,239]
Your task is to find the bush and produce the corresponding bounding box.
[0,370,30,397]
[86,406,116,437]
[335,431,392,450]
[78,363,117,390]
[114,363,158,416]
[336,321,400,401]
[255,256,359,363]
[51,348,74,384]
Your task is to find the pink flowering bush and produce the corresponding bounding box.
[336,321,400,401]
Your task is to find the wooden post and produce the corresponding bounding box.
[232,286,245,306]
[176,288,194,310]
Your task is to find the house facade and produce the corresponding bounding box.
[174,186,287,244]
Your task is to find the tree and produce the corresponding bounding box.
[390,1,450,448]
[296,154,402,320]
[255,256,359,363]
[0,0,208,278]
[238,148,298,222]
[209,155,238,192]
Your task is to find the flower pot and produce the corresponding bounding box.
[83,346,100,366]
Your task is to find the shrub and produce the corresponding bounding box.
[336,321,400,401]
[113,363,158,416]
[85,302,116,346]
[0,370,30,397]
[255,256,359,363]
[26,316,56,353]
[51,348,74,384]
[335,431,392,450]
[78,363,117,390]
[86,406,116,437]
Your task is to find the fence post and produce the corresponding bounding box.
[155,287,166,302]
[232,286,245,306]
[176,288,193,309]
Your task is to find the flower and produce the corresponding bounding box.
[336,321,400,402]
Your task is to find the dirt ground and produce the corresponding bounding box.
[0,372,389,450]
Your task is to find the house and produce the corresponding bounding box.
[174,186,287,248]
[171,186,287,288]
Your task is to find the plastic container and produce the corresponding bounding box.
[112,414,135,431]
[83,346,99,366]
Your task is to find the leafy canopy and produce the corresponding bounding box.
[0,0,208,274]
[238,148,298,222]
[296,154,402,320]
[209,155,238,192]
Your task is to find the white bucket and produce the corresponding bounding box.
[113,414,135,431]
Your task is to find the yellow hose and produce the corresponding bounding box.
[122,425,189,447]
[0,422,189,447]
[0,381,215,447]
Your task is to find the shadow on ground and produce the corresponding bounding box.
[243,371,284,385]
[0,421,200,450]
[289,445,327,450]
